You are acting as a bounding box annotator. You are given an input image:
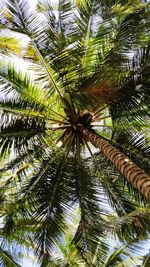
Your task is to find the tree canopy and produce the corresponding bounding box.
[0,0,150,266]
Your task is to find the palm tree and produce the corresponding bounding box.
[0,0,150,262]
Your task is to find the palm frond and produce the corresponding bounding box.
[110,43,150,118]
[141,251,150,267]
[0,247,21,267]
[0,109,46,155]
[4,154,75,260]
[70,160,109,261]
[0,55,57,111]
[108,206,150,242]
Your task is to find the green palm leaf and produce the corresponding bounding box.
[0,248,21,267]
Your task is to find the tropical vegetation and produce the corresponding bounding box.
[0,0,150,266]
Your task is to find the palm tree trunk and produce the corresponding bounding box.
[79,125,150,200]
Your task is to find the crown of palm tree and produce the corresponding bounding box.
[0,0,150,264]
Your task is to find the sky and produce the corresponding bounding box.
[21,256,39,267]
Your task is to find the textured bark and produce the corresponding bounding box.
[79,125,150,200]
